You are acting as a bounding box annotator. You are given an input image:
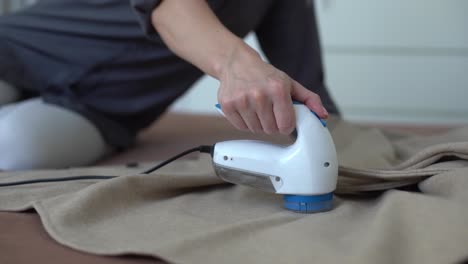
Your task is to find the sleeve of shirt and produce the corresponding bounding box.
[130,0,162,39]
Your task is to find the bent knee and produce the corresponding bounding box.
[0,99,111,170]
[0,114,52,170]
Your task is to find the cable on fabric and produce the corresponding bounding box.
[0,145,214,187]
[142,145,213,174]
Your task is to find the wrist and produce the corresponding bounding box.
[213,39,262,80]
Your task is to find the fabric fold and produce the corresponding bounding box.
[1,120,468,264]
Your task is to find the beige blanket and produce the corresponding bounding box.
[1,119,468,264]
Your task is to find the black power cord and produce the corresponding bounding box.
[0,145,214,187]
[142,145,213,174]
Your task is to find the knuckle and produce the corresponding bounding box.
[269,82,288,99]
[219,99,235,113]
[234,95,249,109]
[250,90,266,103]
[310,93,322,102]
[268,78,284,91]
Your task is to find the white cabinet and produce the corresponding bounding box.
[324,54,468,124]
[316,0,468,124]
[316,0,468,48]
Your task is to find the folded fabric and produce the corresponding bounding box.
[337,142,468,194]
[1,119,468,264]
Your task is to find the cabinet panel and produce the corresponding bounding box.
[316,0,468,49]
[324,54,468,124]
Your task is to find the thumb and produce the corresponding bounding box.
[290,80,329,119]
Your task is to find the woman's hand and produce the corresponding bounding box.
[217,43,328,135]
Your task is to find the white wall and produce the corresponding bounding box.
[171,0,468,125]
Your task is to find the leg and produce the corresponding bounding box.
[0,0,204,149]
[255,0,340,114]
[0,98,110,170]
[0,1,131,169]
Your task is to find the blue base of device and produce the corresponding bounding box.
[283,193,334,213]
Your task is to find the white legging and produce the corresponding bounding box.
[0,81,111,170]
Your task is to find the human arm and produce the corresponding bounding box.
[151,0,329,134]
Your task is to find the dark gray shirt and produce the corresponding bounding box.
[130,0,161,39]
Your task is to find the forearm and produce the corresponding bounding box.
[151,0,258,79]
[150,0,327,135]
